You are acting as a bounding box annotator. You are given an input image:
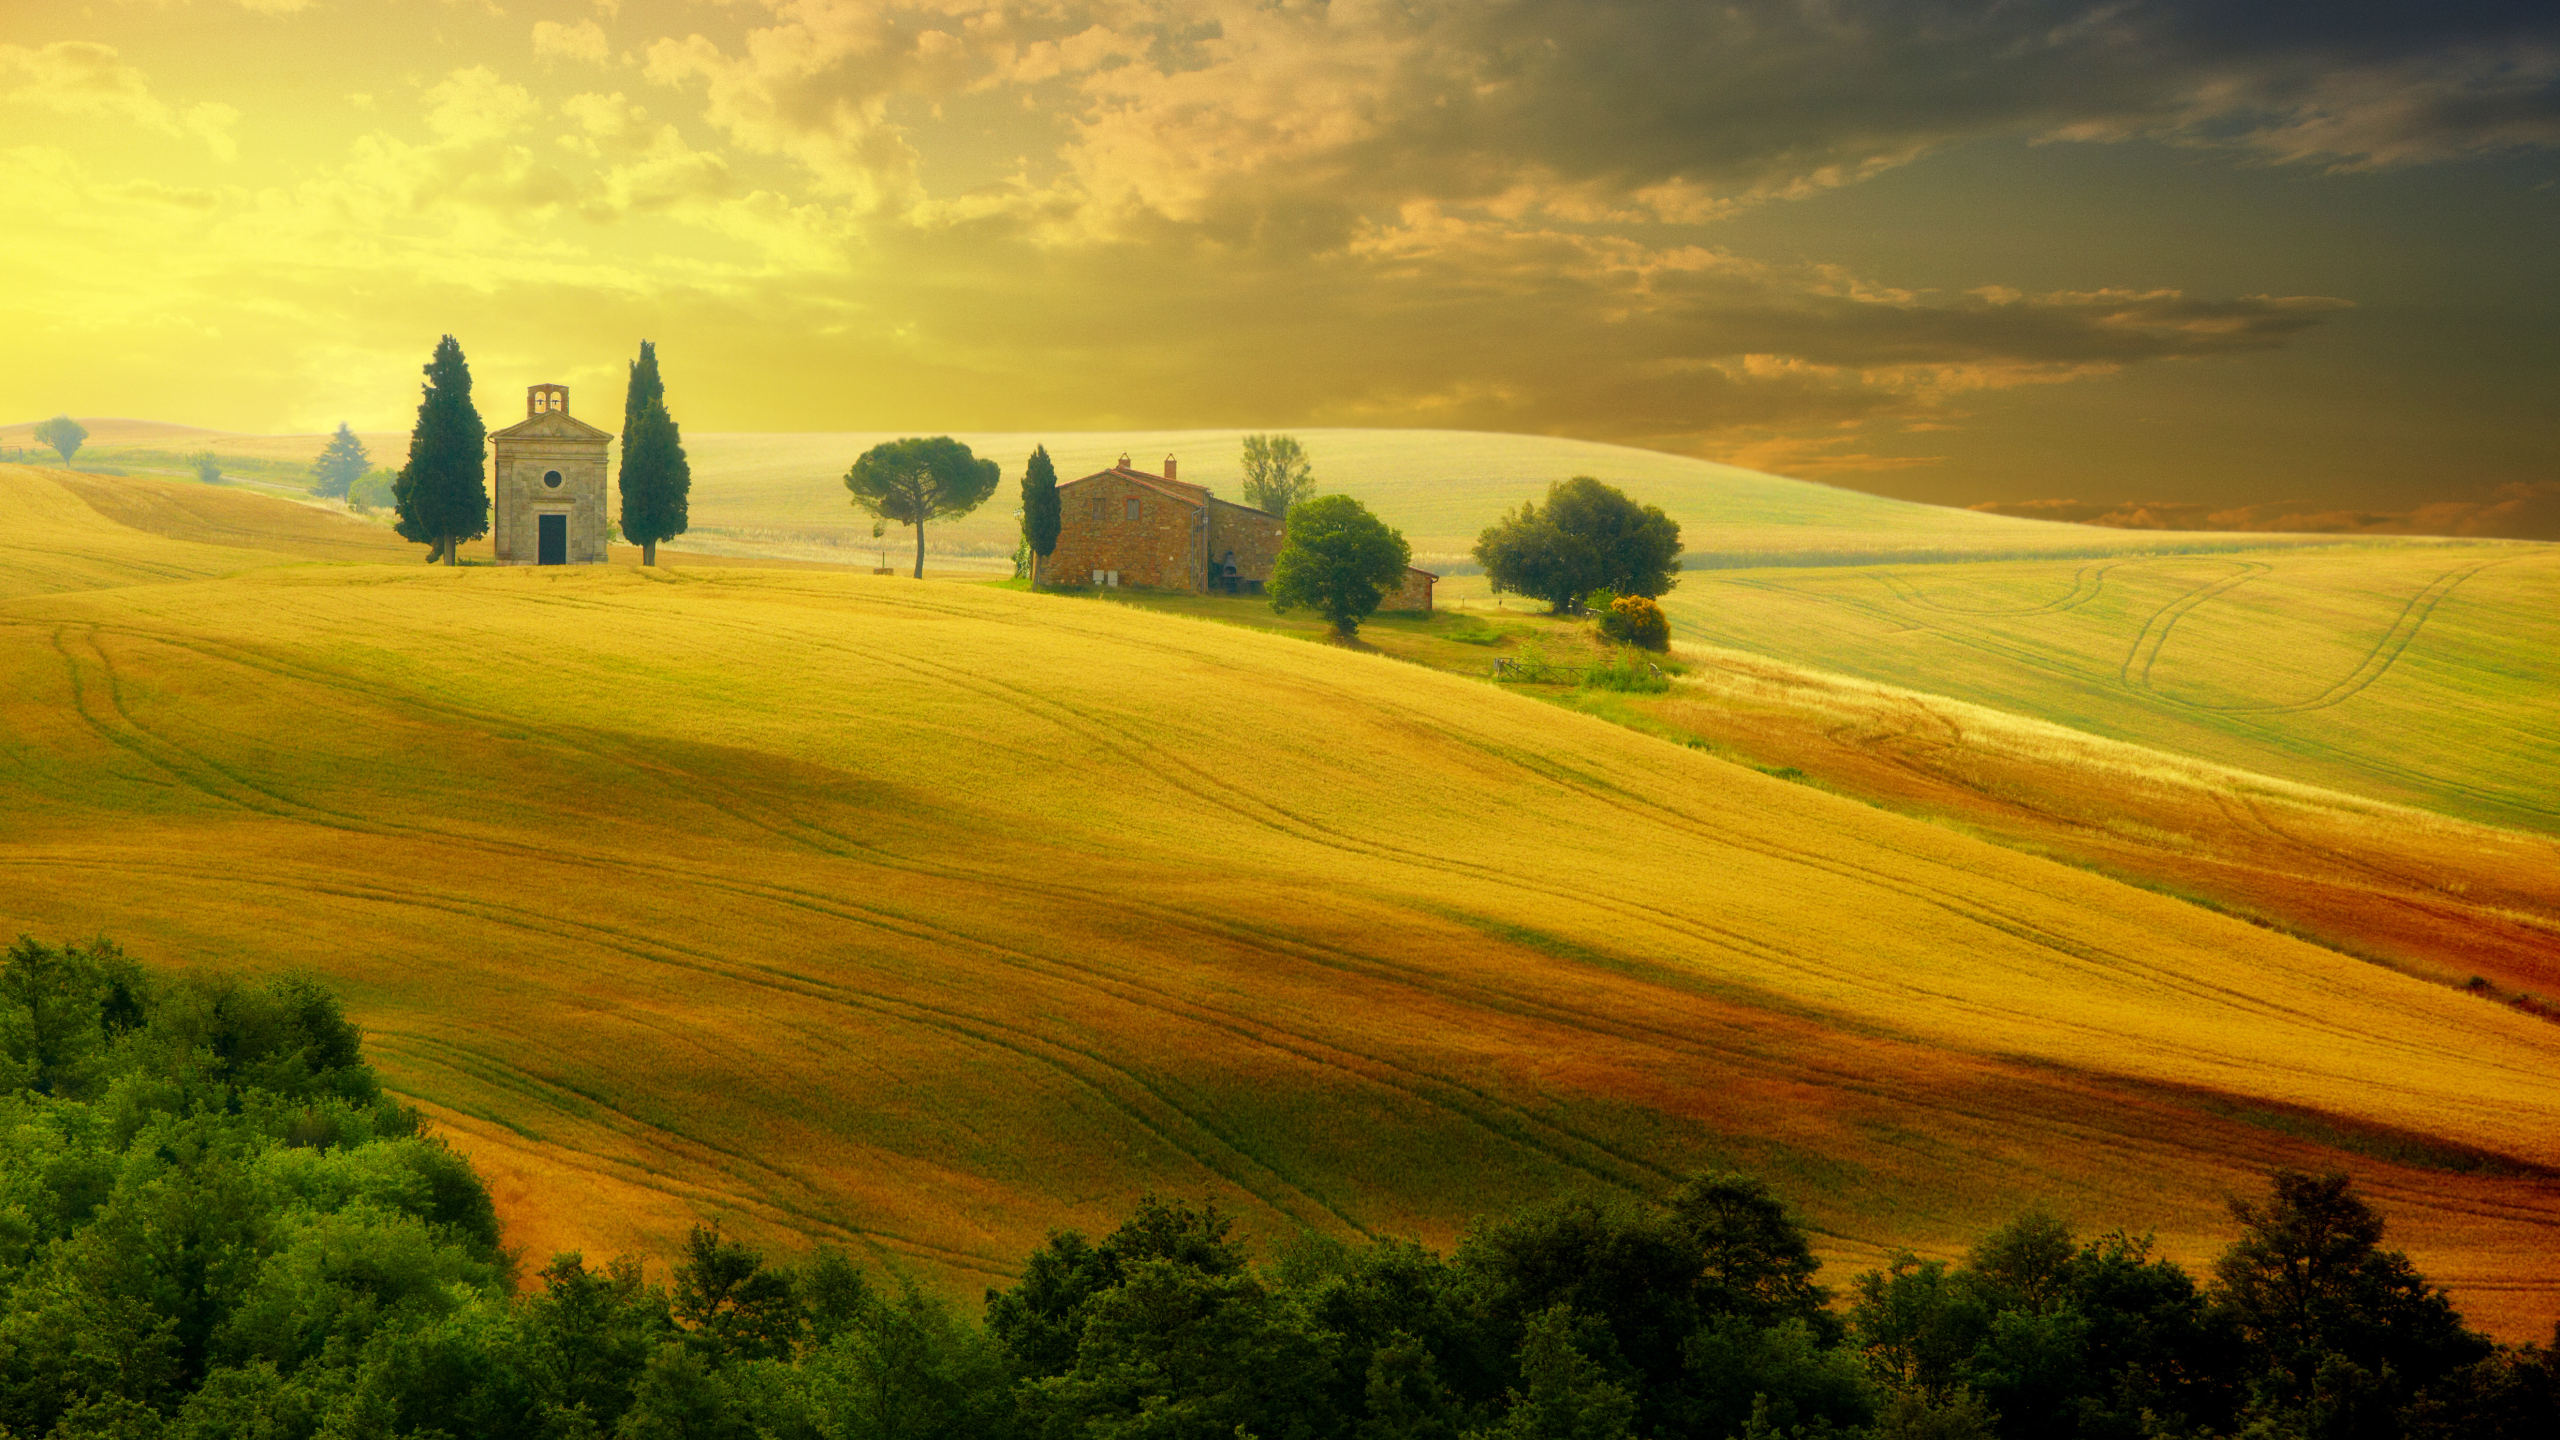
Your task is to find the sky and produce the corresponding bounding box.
[2,0,2555,517]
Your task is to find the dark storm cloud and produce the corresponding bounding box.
[1293,0,2560,221]
[655,0,2560,242]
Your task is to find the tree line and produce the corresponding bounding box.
[1,936,2549,1440]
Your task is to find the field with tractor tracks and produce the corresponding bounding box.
[1581,546,2560,834]
[2,462,2556,1339]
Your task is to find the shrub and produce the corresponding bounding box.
[1599,595,1670,651]
[1581,649,1670,693]
[349,468,398,510]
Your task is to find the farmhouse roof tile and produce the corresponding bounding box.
[1063,464,1214,508]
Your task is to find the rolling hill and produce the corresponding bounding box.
[2,462,2554,1339]
[27,419,2343,571]
[1597,547,2560,834]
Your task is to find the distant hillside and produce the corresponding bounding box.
[1,464,2553,1339]
[43,420,2338,570]
[0,416,226,445]
[1617,546,2560,834]
[652,428,2336,570]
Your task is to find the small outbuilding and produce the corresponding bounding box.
[490,384,613,565]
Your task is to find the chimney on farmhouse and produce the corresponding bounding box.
[1164,454,1178,481]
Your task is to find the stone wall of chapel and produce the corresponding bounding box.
[493,436,612,564]
[1384,567,1435,612]
[1045,474,1204,589]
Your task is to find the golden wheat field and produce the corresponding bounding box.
[3,463,2556,1338]
[1577,547,2560,835]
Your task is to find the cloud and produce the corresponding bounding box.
[1972,484,2560,541]
[0,41,238,159]
[423,66,540,142]
[533,19,614,69]
[640,6,951,210]
[624,1,2554,255]
[9,1,2540,484]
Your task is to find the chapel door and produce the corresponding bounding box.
[537,513,567,565]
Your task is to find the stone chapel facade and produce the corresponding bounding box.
[490,384,613,565]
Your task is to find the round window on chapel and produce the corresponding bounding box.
[543,470,563,489]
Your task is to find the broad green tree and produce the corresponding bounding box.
[0,936,147,1099]
[310,422,370,498]
[1268,492,1411,638]
[618,340,693,566]
[188,451,223,485]
[32,414,85,463]
[1477,1306,1638,1440]
[392,335,490,565]
[843,436,1001,579]
[1021,444,1061,586]
[671,1224,802,1364]
[2213,1170,2487,1418]
[1474,477,1682,613]
[1240,432,1316,519]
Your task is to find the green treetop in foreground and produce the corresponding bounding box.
[309,422,369,499]
[31,415,84,464]
[1268,492,1411,637]
[392,334,490,565]
[2,934,2552,1440]
[1020,444,1061,587]
[618,340,693,566]
[1475,475,1683,613]
[1240,432,1319,519]
[844,436,1001,579]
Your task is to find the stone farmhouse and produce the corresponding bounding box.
[490,384,612,565]
[1046,454,1435,611]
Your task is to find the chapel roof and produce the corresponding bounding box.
[490,408,613,442]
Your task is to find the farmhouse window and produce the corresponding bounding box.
[1126,497,1142,521]
[1090,498,1104,521]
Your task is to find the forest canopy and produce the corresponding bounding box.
[0,936,2550,1440]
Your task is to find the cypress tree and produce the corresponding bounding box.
[392,336,489,565]
[617,341,691,566]
[1021,444,1061,587]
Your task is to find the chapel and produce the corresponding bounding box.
[490,384,613,565]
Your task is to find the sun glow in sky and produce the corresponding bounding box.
[2,0,2554,513]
